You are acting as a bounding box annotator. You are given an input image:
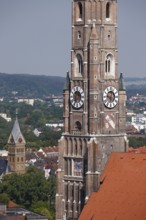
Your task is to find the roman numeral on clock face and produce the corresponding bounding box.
[103,86,119,109]
[70,86,85,109]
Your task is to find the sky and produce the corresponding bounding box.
[0,0,145,78]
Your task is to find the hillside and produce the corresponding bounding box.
[0,73,65,98]
[125,77,146,97]
[0,73,145,98]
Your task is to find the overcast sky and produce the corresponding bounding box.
[0,0,145,78]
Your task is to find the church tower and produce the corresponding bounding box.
[8,113,26,174]
[56,0,128,219]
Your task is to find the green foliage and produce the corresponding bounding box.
[0,193,10,204]
[129,137,146,148]
[0,167,56,219]
[0,117,11,149]
[31,201,55,220]
[0,99,63,149]
[40,127,62,147]
[0,73,65,98]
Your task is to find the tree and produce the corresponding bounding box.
[0,193,10,204]
[129,137,146,148]
[0,167,56,219]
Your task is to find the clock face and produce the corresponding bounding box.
[70,86,84,108]
[103,86,118,109]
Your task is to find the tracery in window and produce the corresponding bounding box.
[105,54,115,77]
[74,54,83,77]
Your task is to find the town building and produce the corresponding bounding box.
[0,203,48,220]
[0,113,11,122]
[56,0,128,219]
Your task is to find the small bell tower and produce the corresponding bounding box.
[7,111,26,174]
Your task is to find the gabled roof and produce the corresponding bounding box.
[79,152,146,220]
[8,117,25,145]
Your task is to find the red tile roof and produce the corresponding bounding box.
[129,147,146,154]
[79,152,146,220]
[7,201,18,208]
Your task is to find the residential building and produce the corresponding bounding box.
[0,204,48,220]
[0,113,11,122]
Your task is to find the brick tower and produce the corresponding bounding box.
[8,114,26,174]
[56,1,128,219]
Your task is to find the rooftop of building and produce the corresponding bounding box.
[79,152,146,220]
[0,204,48,220]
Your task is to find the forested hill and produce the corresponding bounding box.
[0,73,145,98]
[125,77,146,97]
[0,73,65,98]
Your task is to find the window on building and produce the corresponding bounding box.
[75,121,82,131]
[77,2,83,21]
[106,2,110,18]
[105,54,115,77]
[74,54,83,77]
[78,31,81,39]
[73,159,83,177]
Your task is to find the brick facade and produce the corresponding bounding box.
[56,1,128,219]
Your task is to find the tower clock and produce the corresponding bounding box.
[56,1,128,219]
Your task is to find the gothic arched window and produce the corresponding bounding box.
[75,121,82,131]
[76,2,83,21]
[105,54,115,77]
[106,2,110,19]
[74,54,83,77]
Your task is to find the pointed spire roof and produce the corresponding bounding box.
[90,20,98,40]
[119,73,126,91]
[8,113,26,145]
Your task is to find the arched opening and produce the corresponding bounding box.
[75,121,82,131]
[106,2,110,19]
[105,54,115,77]
[74,54,83,77]
[77,2,83,21]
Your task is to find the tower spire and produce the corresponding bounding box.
[64,71,70,90]
[8,111,25,145]
[7,111,26,174]
[119,73,126,91]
